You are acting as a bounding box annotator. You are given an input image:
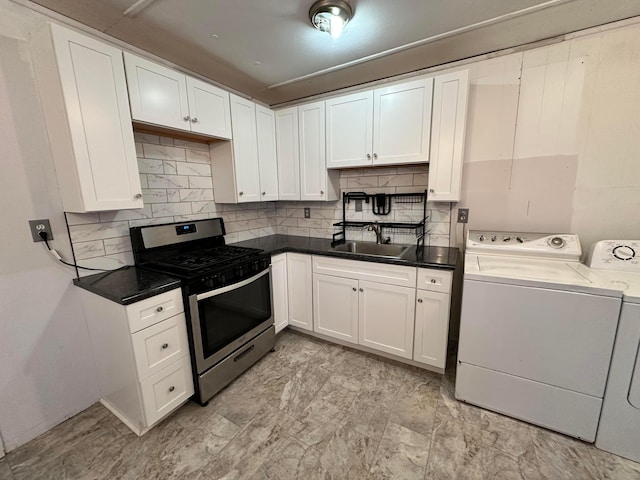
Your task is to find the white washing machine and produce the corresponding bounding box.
[455,231,622,442]
[585,240,640,462]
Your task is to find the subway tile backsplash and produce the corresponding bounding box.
[67,132,451,273]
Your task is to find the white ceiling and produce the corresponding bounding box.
[23,0,640,105]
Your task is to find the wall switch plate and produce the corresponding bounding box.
[304,208,310,219]
[29,219,53,242]
[457,208,469,224]
[355,199,363,212]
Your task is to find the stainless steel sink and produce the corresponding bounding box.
[332,241,411,259]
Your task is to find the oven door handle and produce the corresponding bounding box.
[195,267,271,302]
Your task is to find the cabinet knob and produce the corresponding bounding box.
[429,188,435,193]
[320,190,324,195]
[418,298,423,303]
[161,343,169,349]
[366,154,371,159]
[430,279,437,284]
[134,193,143,199]
[156,306,163,313]
[359,288,364,292]
[373,153,378,159]
[239,192,244,196]
[352,287,357,292]
[191,117,198,123]
[183,116,190,122]
[262,192,266,195]
[168,386,175,393]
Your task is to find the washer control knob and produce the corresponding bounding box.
[479,235,485,241]
[516,237,524,243]
[503,237,511,242]
[491,236,497,242]
[613,245,636,261]
[549,236,566,249]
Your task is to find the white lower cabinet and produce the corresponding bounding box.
[313,274,359,343]
[271,253,289,333]
[413,268,453,369]
[359,281,416,359]
[81,288,194,435]
[287,253,313,331]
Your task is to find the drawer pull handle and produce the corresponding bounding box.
[418,298,423,303]
[161,343,169,350]
[352,287,357,292]
[430,279,437,284]
[168,386,175,393]
[233,344,255,362]
[156,306,164,313]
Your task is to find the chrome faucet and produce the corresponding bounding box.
[368,222,390,244]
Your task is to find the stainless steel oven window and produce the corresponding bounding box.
[189,267,273,373]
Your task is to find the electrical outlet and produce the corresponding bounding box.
[304,208,311,219]
[355,199,363,212]
[457,208,469,224]
[29,219,53,242]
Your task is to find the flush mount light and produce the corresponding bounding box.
[309,0,353,39]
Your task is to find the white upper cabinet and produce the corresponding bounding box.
[275,107,301,201]
[31,23,142,212]
[186,76,232,138]
[298,101,339,201]
[229,94,261,203]
[325,91,373,168]
[211,96,278,203]
[255,105,279,201]
[124,52,231,139]
[373,78,433,166]
[428,70,469,202]
[326,78,433,168]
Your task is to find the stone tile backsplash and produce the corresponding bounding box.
[67,132,451,274]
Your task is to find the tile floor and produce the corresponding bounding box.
[1,330,640,480]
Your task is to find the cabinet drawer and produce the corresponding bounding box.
[126,288,184,333]
[132,313,189,380]
[140,355,194,427]
[417,268,452,293]
[312,256,416,288]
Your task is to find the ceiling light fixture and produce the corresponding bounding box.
[309,0,353,39]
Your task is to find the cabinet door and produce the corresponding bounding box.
[186,76,232,139]
[373,78,433,166]
[275,107,301,201]
[299,102,327,201]
[124,52,190,131]
[229,94,260,203]
[413,290,451,369]
[287,253,313,331]
[325,91,373,168]
[43,25,142,212]
[428,70,469,201]
[313,274,359,344]
[271,254,289,334]
[256,105,279,201]
[359,281,416,359]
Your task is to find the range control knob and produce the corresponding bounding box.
[548,236,566,249]
[613,245,636,261]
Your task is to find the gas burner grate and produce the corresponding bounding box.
[152,245,261,274]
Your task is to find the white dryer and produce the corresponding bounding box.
[586,240,640,462]
[455,231,622,442]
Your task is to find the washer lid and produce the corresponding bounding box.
[465,254,621,296]
[579,267,640,304]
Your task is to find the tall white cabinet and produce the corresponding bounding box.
[271,253,289,333]
[31,23,143,212]
[287,253,313,331]
[428,70,469,202]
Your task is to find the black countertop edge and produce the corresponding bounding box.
[73,266,182,305]
[230,235,459,270]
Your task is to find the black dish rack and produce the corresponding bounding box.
[331,190,429,250]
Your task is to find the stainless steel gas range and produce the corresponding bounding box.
[130,218,275,405]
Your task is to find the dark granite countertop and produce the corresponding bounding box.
[73,267,181,305]
[230,235,459,270]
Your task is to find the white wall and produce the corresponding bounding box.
[0,0,100,451]
[456,21,640,251]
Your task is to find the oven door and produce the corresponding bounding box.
[189,267,273,374]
